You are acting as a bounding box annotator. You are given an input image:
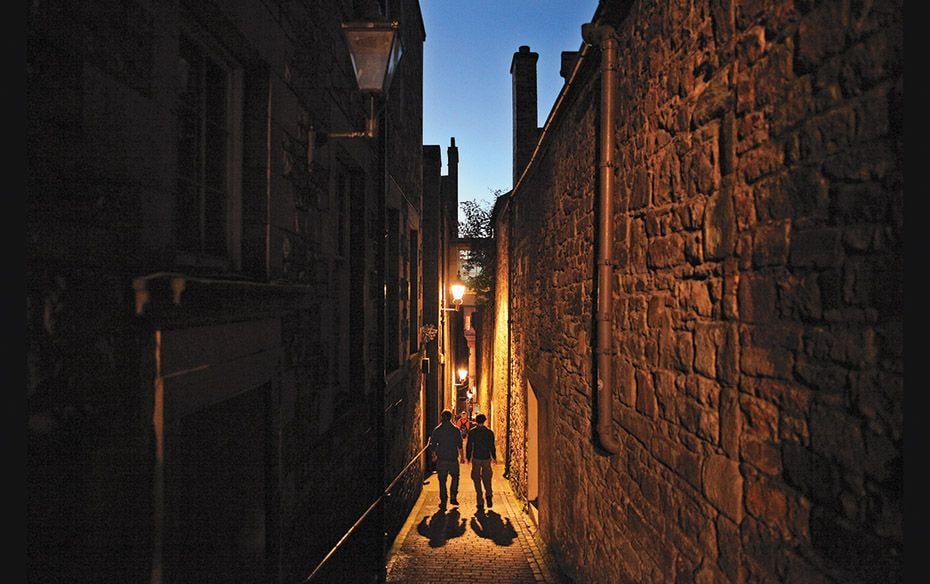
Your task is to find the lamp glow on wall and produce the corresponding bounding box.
[457,368,468,384]
[443,283,466,311]
[308,20,403,163]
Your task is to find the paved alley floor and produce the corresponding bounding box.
[384,461,567,584]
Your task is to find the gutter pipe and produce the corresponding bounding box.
[508,20,621,456]
[582,22,621,455]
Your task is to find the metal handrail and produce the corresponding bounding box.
[302,443,431,582]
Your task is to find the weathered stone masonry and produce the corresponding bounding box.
[27,1,427,582]
[491,1,903,583]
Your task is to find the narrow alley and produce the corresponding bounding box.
[27,1,904,583]
[384,461,564,584]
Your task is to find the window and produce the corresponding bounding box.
[336,175,349,260]
[408,228,419,355]
[176,31,242,268]
[332,172,356,415]
[385,208,400,371]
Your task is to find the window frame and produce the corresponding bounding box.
[174,20,243,271]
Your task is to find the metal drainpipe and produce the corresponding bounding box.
[583,22,621,455]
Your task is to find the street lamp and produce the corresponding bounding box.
[451,283,466,304]
[307,19,404,162]
[442,287,467,414]
[443,282,466,312]
[342,20,404,95]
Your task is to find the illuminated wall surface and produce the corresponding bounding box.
[490,1,904,583]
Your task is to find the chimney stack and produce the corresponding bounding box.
[443,137,459,238]
[447,136,459,182]
[560,51,579,79]
[511,45,538,187]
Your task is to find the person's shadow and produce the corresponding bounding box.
[416,508,466,548]
[469,510,517,545]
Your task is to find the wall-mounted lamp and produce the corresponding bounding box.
[457,368,468,384]
[442,283,466,312]
[308,20,404,162]
[343,20,404,95]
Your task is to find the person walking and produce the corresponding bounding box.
[455,410,472,438]
[428,409,466,511]
[465,413,496,511]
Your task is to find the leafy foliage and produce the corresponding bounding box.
[458,195,499,306]
[419,323,438,345]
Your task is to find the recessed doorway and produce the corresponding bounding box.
[527,382,539,523]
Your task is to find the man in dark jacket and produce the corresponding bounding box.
[428,409,465,510]
[465,413,496,510]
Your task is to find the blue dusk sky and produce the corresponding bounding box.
[420,0,601,214]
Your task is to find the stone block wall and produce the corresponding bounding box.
[493,1,903,582]
[490,202,512,452]
[27,0,426,582]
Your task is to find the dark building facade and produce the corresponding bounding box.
[423,137,472,427]
[490,1,903,583]
[27,0,426,582]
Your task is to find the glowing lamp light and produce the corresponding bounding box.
[442,282,466,312]
[450,283,466,306]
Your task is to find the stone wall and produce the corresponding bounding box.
[27,0,426,581]
[490,199,512,459]
[494,1,903,582]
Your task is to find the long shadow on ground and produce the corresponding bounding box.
[469,510,517,546]
[416,508,466,548]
